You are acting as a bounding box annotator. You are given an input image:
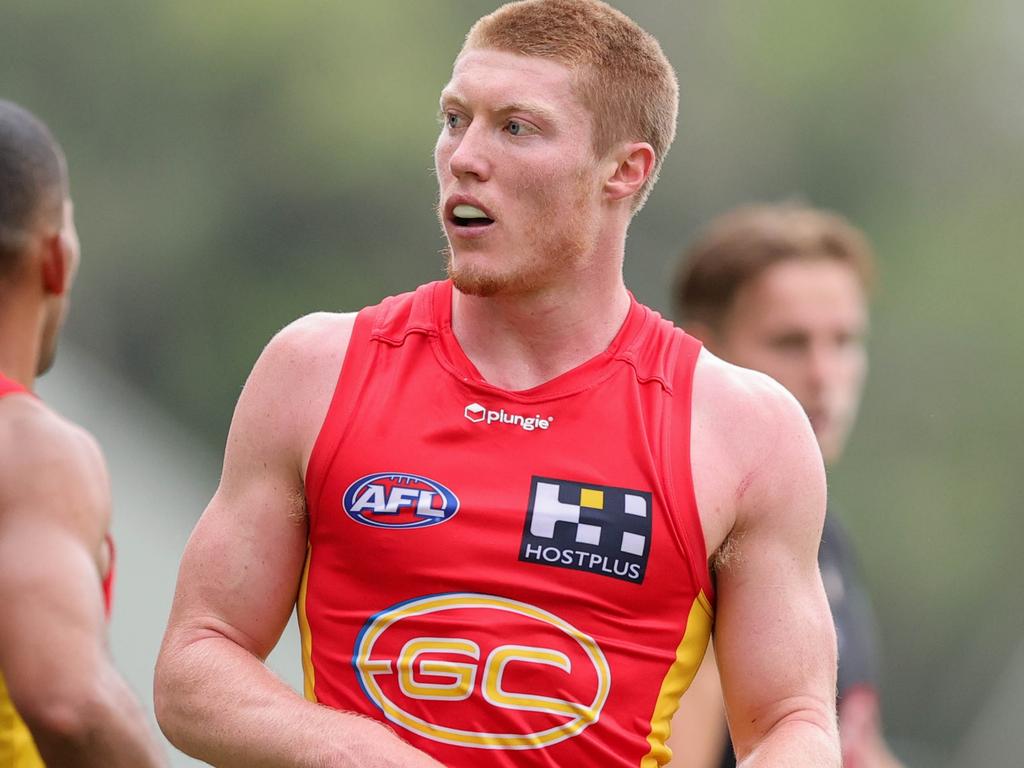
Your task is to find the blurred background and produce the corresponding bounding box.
[4,1,1022,765]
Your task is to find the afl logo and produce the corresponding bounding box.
[343,473,459,529]
[353,593,611,749]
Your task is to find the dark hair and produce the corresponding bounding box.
[673,201,876,329]
[0,100,67,273]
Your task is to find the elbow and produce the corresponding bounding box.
[18,678,117,750]
[154,636,208,750]
[153,648,186,746]
[152,673,173,742]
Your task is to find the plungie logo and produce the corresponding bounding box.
[354,593,611,749]
[343,473,459,529]
[464,402,553,432]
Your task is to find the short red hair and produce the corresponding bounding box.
[462,0,678,211]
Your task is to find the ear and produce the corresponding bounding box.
[40,232,71,296]
[603,142,656,203]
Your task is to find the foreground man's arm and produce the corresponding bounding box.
[154,314,444,768]
[0,408,166,767]
[694,355,840,767]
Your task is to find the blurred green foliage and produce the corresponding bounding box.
[3,2,1021,763]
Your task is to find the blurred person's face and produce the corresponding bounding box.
[37,198,80,375]
[710,259,868,464]
[435,48,606,296]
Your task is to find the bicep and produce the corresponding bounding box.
[168,475,308,659]
[164,317,345,659]
[713,398,836,759]
[0,514,108,712]
[0,420,114,706]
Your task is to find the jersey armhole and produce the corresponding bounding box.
[303,307,379,528]
[661,332,716,606]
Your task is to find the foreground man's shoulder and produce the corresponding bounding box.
[251,311,360,380]
[271,311,359,351]
[692,348,809,436]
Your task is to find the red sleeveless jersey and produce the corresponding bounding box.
[302,281,713,767]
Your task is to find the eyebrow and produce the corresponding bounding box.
[439,91,559,124]
[493,100,559,124]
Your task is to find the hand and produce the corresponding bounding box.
[839,687,905,768]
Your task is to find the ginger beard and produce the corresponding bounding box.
[440,164,601,298]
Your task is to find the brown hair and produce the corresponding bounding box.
[462,0,678,211]
[672,202,876,328]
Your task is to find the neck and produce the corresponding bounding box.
[450,262,631,391]
[0,293,43,389]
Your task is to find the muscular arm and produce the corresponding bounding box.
[693,354,840,767]
[154,313,444,768]
[0,407,165,767]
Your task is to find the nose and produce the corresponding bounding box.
[446,123,492,182]
[806,342,837,394]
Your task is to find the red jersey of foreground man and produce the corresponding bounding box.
[154,2,839,767]
[0,100,166,767]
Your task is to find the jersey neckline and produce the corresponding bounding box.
[0,371,33,398]
[428,279,651,403]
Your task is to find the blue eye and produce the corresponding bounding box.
[508,121,521,135]
[446,112,462,130]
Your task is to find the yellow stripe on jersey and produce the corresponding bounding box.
[297,540,317,702]
[640,590,714,767]
[0,672,45,768]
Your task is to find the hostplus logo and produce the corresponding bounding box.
[519,477,653,584]
[464,402,553,432]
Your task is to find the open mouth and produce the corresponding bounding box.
[451,204,495,228]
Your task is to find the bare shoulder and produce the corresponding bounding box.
[255,311,356,385]
[691,349,825,554]
[263,311,357,359]
[0,397,109,543]
[693,347,814,453]
[252,311,357,390]
[228,311,358,474]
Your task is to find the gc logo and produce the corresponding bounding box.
[353,593,611,749]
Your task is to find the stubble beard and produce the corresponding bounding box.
[441,174,596,298]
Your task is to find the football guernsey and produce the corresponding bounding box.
[0,372,115,767]
[301,280,714,767]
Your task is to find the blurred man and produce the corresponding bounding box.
[155,2,839,766]
[669,202,903,768]
[0,100,166,766]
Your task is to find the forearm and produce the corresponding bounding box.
[737,718,840,768]
[155,633,444,768]
[25,663,166,768]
